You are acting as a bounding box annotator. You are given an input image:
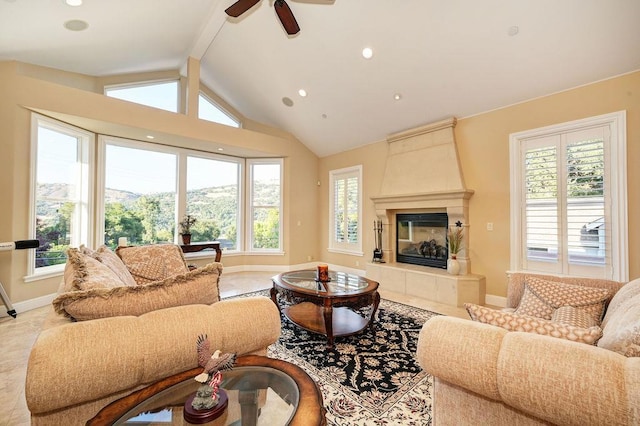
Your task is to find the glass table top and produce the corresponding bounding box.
[278,270,371,294]
[114,366,299,425]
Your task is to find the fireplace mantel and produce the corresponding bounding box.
[371,117,475,275]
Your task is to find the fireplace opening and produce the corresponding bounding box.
[396,213,448,269]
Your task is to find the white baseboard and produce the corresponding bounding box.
[485,294,507,308]
[0,292,56,318]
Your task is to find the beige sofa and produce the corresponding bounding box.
[25,244,281,425]
[417,272,640,425]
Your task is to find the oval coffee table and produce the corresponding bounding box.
[271,269,380,349]
[88,355,325,426]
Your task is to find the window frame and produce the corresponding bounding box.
[246,158,284,254]
[509,111,628,281]
[28,114,94,279]
[328,165,363,256]
[198,92,241,128]
[104,79,180,113]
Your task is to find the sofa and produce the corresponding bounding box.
[25,244,281,425]
[417,272,640,425]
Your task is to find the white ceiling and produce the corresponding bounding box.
[1,0,639,157]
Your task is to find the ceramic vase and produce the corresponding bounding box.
[447,257,460,275]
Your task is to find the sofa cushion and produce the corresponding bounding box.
[466,303,603,345]
[116,244,189,285]
[95,245,137,286]
[64,248,127,291]
[598,292,640,356]
[514,277,611,323]
[52,262,222,321]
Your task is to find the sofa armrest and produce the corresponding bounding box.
[26,296,280,415]
[417,316,640,426]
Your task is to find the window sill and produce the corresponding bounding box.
[328,248,364,257]
[24,267,64,283]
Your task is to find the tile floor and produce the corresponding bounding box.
[0,271,468,425]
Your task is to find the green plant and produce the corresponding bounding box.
[448,226,463,257]
[179,214,197,235]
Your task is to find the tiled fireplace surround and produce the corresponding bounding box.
[367,117,486,307]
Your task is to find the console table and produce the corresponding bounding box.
[180,242,222,262]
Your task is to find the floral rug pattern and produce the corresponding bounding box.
[229,290,437,425]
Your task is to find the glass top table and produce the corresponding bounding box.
[278,270,371,294]
[271,269,380,349]
[88,355,325,426]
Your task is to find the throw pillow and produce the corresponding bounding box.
[466,303,603,345]
[52,262,222,320]
[602,277,640,327]
[514,277,611,323]
[95,245,137,287]
[598,294,640,357]
[65,248,125,291]
[116,244,189,285]
[552,306,598,329]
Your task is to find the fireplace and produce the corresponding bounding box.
[371,117,474,275]
[396,213,448,268]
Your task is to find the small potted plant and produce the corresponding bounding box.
[447,225,463,274]
[179,214,197,245]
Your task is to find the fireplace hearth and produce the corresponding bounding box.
[396,213,448,269]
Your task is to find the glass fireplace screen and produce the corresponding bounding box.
[396,213,448,269]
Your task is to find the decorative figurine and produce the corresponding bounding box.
[184,334,236,423]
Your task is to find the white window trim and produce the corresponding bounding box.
[509,111,628,281]
[328,165,364,256]
[104,78,180,113]
[246,158,284,254]
[198,92,242,128]
[28,114,94,279]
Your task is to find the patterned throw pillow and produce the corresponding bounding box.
[116,244,189,285]
[466,303,603,345]
[598,295,640,357]
[552,306,598,329]
[65,248,125,291]
[514,277,611,323]
[95,245,137,287]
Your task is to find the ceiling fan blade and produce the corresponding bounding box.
[274,0,300,35]
[225,0,261,17]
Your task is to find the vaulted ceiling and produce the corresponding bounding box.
[1,0,639,157]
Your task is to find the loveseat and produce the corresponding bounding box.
[25,244,281,425]
[417,272,640,425]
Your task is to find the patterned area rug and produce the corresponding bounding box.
[228,290,438,425]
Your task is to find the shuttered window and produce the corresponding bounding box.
[329,166,362,254]
[510,111,628,281]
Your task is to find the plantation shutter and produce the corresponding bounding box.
[330,166,362,253]
[521,126,610,277]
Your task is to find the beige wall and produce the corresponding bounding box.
[0,61,319,304]
[321,70,640,298]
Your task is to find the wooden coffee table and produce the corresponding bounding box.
[88,355,325,426]
[271,269,380,349]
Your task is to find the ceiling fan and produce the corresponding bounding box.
[225,0,300,35]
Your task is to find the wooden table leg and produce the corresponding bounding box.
[323,300,334,349]
[269,286,281,314]
[369,291,380,330]
[238,389,259,426]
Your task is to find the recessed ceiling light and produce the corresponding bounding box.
[282,97,294,107]
[218,148,224,152]
[394,93,402,101]
[362,47,373,59]
[508,26,519,36]
[146,135,155,139]
[322,114,328,119]
[298,89,307,97]
[65,0,83,6]
[64,19,88,31]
